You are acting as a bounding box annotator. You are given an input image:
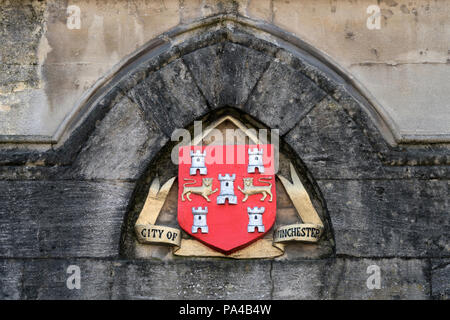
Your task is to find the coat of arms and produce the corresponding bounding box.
[177,144,276,254]
[134,116,325,259]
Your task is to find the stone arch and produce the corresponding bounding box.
[66,16,401,181]
[118,109,335,259]
[51,16,447,259]
[3,15,446,169]
[27,15,442,261]
[53,15,396,149]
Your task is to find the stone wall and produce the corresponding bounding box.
[1,0,449,144]
[0,0,448,300]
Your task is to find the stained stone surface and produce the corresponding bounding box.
[111,260,272,300]
[284,97,385,179]
[0,260,22,300]
[0,1,45,89]
[0,181,134,258]
[71,96,169,180]
[183,42,272,109]
[431,259,450,300]
[318,179,449,258]
[244,60,327,135]
[0,258,431,299]
[126,59,209,137]
[1,1,449,141]
[0,22,448,300]
[272,258,429,300]
[20,259,113,300]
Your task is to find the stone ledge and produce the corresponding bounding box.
[0,257,431,299]
[0,180,134,258]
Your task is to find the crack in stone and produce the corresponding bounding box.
[181,57,213,111]
[269,260,274,299]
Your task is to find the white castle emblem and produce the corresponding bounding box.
[217,174,237,204]
[248,148,264,173]
[191,206,208,233]
[190,150,207,175]
[247,206,265,233]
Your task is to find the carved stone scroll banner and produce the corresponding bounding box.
[173,239,285,259]
[274,163,324,244]
[134,176,181,247]
[135,224,181,246]
[273,223,323,243]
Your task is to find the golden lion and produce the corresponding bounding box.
[238,177,273,202]
[181,178,218,202]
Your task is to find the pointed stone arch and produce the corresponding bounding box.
[45,15,445,259]
[3,15,447,169]
[53,15,398,149]
[66,16,403,181]
[37,15,443,260]
[119,110,335,259]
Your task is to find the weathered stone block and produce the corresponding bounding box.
[127,59,209,136]
[0,257,432,300]
[245,60,326,135]
[20,259,113,300]
[238,0,273,22]
[285,97,385,179]
[0,181,134,258]
[0,259,22,300]
[183,42,271,108]
[272,258,429,299]
[0,88,50,137]
[351,63,450,139]
[180,0,239,23]
[0,1,45,65]
[431,259,450,300]
[111,260,272,299]
[318,179,449,257]
[72,96,168,180]
[0,64,40,93]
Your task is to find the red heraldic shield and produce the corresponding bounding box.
[178,144,276,254]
